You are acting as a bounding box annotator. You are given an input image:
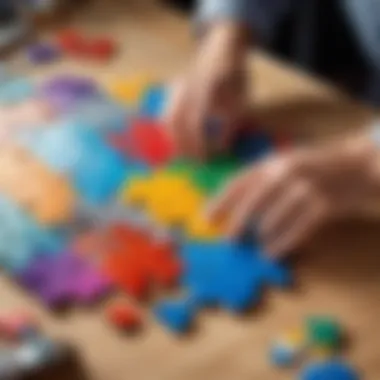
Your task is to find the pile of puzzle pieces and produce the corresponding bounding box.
[270,317,360,380]
[0,310,86,379]
[0,65,292,334]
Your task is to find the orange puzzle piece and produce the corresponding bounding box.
[0,144,76,225]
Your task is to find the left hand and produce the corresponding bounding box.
[207,134,380,257]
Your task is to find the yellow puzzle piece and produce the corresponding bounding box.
[120,177,151,206]
[185,212,224,240]
[108,73,154,106]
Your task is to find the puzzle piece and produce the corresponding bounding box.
[19,252,112,308]
[233,130,274,162]
[306,316,343,352]
[40,74,100,112]
[27,43,60,64]
[124,119,176,165]
[106,301,142,332]
[176,240,291,319]
[0,143,76,225]
[166,156,241,195]
[299,360,359,380]
[0,195,62,273]
[87,38,117,61]
[71,132,127,205]
[67,97,128,134]
[185,212,224,241]
[18,123,127,205]
[108,74,153,105]
[139,85,167,119]
[57,29,87,56]
[0,78,35,105]
[154,298,196,334]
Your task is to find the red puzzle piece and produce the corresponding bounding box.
[124,119,176,165]
[99,224,181,298]
[57,29,87,56]
[106,301,142,331]
[87,38,116,61]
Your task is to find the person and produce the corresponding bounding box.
[165,0,380,257]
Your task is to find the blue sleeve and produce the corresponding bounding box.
[196,0,294,43]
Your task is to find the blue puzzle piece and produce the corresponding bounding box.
[180,241,264,311]
[66,97,130,134]
[0,196,62,274]
[259,258,292,288]
[70,129,127,205]
[0,78,35,104]
[139,85,167,119]
[18,121,128,205]
[233,131,273,162]
[299,360,360,380]
[17,121,88,173]
[176,239,292,324]
[154,298,196,334]
[270,344,297,367]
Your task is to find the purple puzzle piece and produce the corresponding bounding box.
[19,251,112,307]
[18,255,54,289]
[27,43,60,64]
[40,75,100,112]
[74,268,112,304]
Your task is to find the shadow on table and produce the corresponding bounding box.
[299,219,380,287]
[250,94,373,141]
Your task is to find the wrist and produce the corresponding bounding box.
[204,21,250,57]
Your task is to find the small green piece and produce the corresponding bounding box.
[306,316,342,350]
[192,156,242,194]
[165,156,243,194]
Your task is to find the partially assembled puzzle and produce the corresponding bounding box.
[0,66,292,334]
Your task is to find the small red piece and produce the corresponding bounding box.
[106,302,142,331]
[0,311,38,341]
[57,29,86,56]
[125,119,176,165]
[87,38,116,61]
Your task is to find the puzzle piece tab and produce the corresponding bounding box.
[108,74,153,105]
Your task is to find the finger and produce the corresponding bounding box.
[259,180,311,241]
[206,167,255,220]
[266,197,327,258]
[163,78,191,155]
[187,75,216,159]
[225,160,292,237]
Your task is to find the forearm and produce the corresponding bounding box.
[196,0,293,43]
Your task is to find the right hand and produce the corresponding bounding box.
[164,22,250,159]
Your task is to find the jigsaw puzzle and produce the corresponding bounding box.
[0,68,292,334]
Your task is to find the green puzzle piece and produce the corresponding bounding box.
[306,316,343,350]
[166,156,242,194]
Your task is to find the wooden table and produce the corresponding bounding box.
[2,1,380,379]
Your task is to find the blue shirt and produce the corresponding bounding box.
[197,0,380,106]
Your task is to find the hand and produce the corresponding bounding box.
[208,135,380,257]
[165,22,249,159]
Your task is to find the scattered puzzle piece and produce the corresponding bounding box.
[27,43,60,64]
[154,298,196,334]
[299,360,359,380]
[306,316,342,351]
[0,311,39,341]
[106,301,142,332]
[108,74,153,105]
[139,85,167,119]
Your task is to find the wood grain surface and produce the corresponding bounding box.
[1,1,379,379]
